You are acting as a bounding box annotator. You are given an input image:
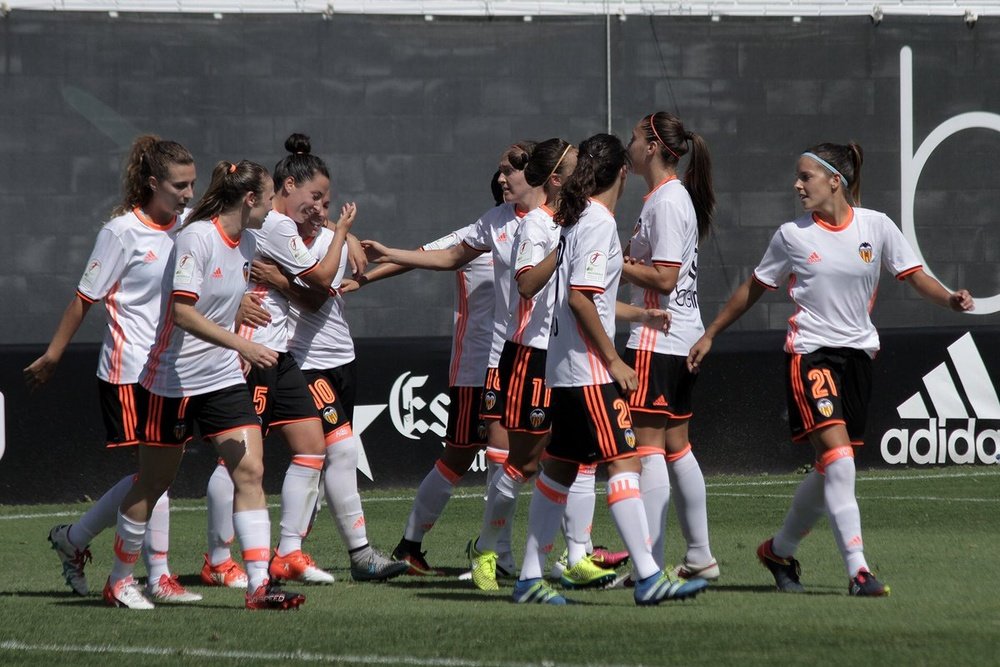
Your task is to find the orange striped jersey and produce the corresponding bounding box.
[287,226,355,371]
[545,199,622,388]
[625,177,704,355]
[141,219,255,397]
[461,202,527,368]
[242,211,321,353]
[76,207,183,385]
[753,207,922,358]
[423,224,494,387]
[505,204,558,350]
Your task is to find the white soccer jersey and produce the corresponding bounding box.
[546,200,623,388]
[141,218,256,397]
[423,224,495,387]
[461,202,526,367]
[77,208,182,385]
[626,177,705,356]
[287,227,356,371]
[752,207,922,357]
[242,210,320,352]
[505,204,559,350]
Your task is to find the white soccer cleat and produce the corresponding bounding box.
[146,574,203,603]
[673,558,721,581]
[48,524,91,596]
[103,576,155,610]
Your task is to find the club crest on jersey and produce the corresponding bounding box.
[173,422,187,440]
[175,253,195,285]
[624,428,637,448]
[858,242,874,263]
[817,398,834,418]
[322,406,339,425]
[243,261,250,283]
[529,409,546,428]
[80,259,102,290]
[484,391,497,411]
[584,251,607,282]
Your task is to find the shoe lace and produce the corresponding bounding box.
[71,548,93,568]
[157,574,185,595]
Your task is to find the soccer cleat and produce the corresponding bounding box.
[103,576,155,610]
[560,555,617,590]
[48,524,92,596]
[549,549,569,581]
[757,538,805,593]
[200,554,249,588]
[350,548,410,582]
[245,580,306,611]
[512,577,568,605]
[590,545,630,569]
[269,550,335,585]
[466,539,499,591]
[146,573,203,603]
[633,570,709,606]
[674,558,721,581]
[607,572,635,589]
[849,569,890,597]
[391,541,442,576]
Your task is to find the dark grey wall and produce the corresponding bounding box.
[1,11,998,346]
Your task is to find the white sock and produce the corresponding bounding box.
[404,460,459,542]
[110,511,146,584]
[324,434,368,551]
[206,462,236,566]
[520,473,569,581]
[484,448,513,558]
[772,469,825,558]
[563,465,596,567]
[477,464,524,553]
[69,474,134,548]
[277,456,323,556]
[824,454,869,577]
[667,447,714,565]
[608,472,659,581]
[639,453,670,570]
[143,491,171,582]
[233,508,271,591]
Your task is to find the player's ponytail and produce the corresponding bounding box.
[555,133,626,228]
[185,160,270,225]
[645,113,715,240]
[113,135,194,217]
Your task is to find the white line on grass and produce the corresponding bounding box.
[3,468,996,522]
[0,640,642,667]
[711,492,998,503]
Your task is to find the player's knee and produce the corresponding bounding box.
[325,435,358,470]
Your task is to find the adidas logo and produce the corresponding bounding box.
[880,333,1000,465]
[807,251,822,264]
[652,395,669,407]
[143,250,158,263]
[211,267,223,279]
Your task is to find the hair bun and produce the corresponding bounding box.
[284,133,312,156]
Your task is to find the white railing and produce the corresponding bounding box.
[2,0,997,18]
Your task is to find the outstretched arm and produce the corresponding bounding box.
[24,295,92,389]
[904,269,975,312]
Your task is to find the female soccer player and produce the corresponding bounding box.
[512,133,708,605]
[622,112,719,580]
[363,142,546,589]
[687,141,974,596]
[106,159,304,611]
[28,135,202,603]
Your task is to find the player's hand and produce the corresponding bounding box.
[641,308,671,334]
[361,239,391,263]
[950,289,975,312]
[239,341,278,369]
[338,278,361,294]
[687,335,713,373]
[608,357,639,394]
[332,202,357,231]
[249,259,286,290]
[236,292,271,328]
[23,353,58,391]
[623,255,647,265]
[347,234,368,277]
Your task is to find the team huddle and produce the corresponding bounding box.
[25,114,974,610]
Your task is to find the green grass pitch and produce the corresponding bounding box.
[1,467,997,666]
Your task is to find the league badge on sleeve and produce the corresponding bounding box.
[584,251,607,283]
[175,254,195,285]
[80,259,102,290]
